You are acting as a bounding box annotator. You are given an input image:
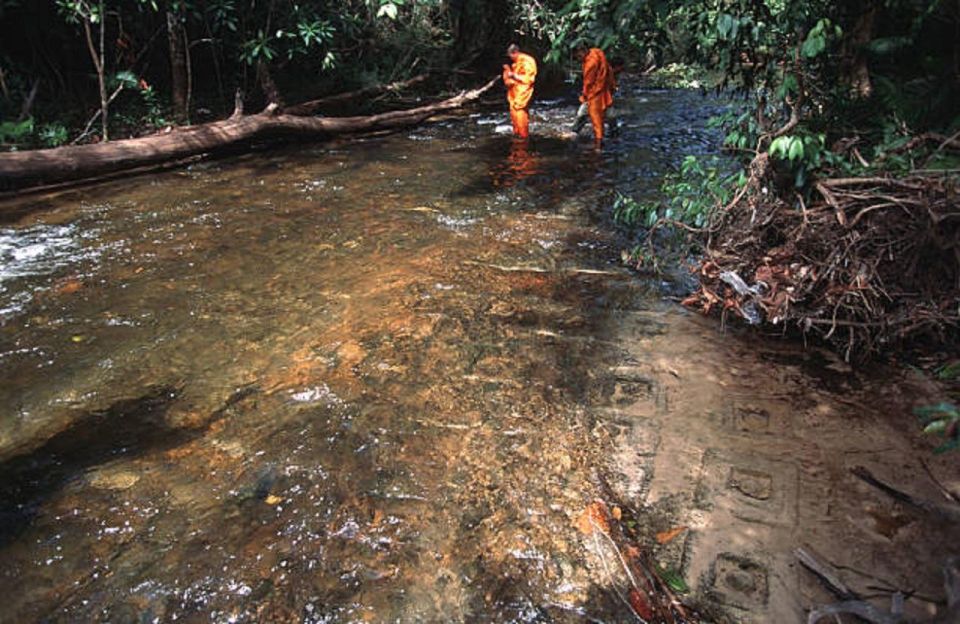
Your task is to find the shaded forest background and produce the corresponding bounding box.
[1,1,957,150]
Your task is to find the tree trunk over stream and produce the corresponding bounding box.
[0,76,499,194]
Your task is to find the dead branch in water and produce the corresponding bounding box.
[282,74,429,116]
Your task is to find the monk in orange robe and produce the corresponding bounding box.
[502,44,537,138]
[577,46,616,144]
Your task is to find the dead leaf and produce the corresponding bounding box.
[628,588,655,619]
[575,501,611,535]
[56,279,83,295]
[611,506,622,521]
[655,525,687,545]
[264,494,282,505]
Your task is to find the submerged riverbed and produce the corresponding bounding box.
[1,85,957,623]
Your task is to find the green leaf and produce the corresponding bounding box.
[924,420,948,435]
[866,36,912,56]
[788,137,804,162]
[937,361,960,380]
[768,136,787,158]
[656,564,689,593]
[801,34,825,58]
[717,13,734,40]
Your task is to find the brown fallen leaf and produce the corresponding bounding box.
[611,506,622,521]
[575,501,611,535]
[57,279,83,295]
[656,525,688,545]
[264,494,282,505]
[628,588,655,619]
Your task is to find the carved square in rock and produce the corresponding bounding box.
[707,552,770,610]
[733,406,770,432]
[709,401,794,439]
[728,467,773,501]
[694,449,798,526]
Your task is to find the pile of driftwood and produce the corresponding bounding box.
[682,149,960,361]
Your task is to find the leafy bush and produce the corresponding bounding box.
[0,117,34,146]
[917,403,960,454]
[38,122,68,147]
[647,63,706,89]
[615,155,738,230]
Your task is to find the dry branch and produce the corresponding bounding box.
[683,164,960,360]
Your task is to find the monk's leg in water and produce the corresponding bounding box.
[605,106,620,137]
[588,98,606,142]
[571,102,590,134]
[511,107,530,138]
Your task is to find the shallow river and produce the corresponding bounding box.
[1,85,956,623]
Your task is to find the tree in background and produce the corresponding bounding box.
[1,0,521,146]
[56,1,112,140]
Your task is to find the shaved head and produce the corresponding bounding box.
[507,43,520,60]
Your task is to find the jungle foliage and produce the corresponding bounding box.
[0,0,513,147]
[514,0,959,359]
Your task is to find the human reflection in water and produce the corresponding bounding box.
[491,137,542,188]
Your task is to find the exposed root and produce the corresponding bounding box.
[682,156,959,361]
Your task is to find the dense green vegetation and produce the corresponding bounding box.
[0,0,516,147]
[512,0,960,224]
[5,0,957,161]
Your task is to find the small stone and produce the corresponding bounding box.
[88,469,140,490]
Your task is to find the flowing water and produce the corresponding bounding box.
[0,85,956,623]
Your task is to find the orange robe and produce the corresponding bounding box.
[581,48,616,142]
[503,53,537,138]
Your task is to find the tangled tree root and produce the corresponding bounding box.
[682,155,960,361]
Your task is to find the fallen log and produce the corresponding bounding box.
[0,76,498,193]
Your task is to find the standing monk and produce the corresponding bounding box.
[502,44,537,139]
[577,46,616,144]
